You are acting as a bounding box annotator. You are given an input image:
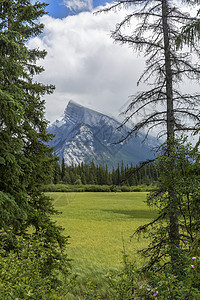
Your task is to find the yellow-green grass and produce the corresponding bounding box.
[49,192,155,268]
[48,192,156,298]
[50,192,156,266]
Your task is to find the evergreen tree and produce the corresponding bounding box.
[62,164,71,184]
[61,157,66,182]
[53,160,61,184]
[51,160,159,186]
[105,164,112,185]
[117,164,120,186]
[0,0,67,255]
[176,6,200,49]
[128,163,135,186]
[89,161,97,184]
[81,172,86,185]
[111,167,116,185]
[121,161,125,179]
[84,164,89,183]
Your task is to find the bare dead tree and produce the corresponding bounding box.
[99,0,200,273]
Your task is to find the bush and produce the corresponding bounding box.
[143,256,200,299]
[84,185,111,192]
[110,186,122,192]
[131,187,141,192]
[40,184,70,192]
[121,186,131,192]
[41,183,155,193]
[106,256,200,299]
[106,256,150,300]
[0,236,72,299]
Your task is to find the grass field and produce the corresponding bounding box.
[48,192,157,298]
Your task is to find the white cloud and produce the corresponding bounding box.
[28,6,146,123]
[63,0,93,12]
[29,2,198,126]
[27,1,200,146]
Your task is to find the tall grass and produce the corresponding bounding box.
[49,192,156,298]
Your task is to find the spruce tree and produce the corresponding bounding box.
[53,160,61,184]
[61,157,66,182]
[0,0,67,252]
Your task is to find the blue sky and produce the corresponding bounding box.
[44,0,113,18]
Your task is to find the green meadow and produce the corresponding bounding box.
[48,192,157,298]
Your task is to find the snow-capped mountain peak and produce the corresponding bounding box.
[48,101,157,168]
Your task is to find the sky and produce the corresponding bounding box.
[43,0,112,18]
[29,0,147,123]
[29,0,200,126]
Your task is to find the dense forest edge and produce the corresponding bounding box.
[41,159,158,192]
[41,183,156,192]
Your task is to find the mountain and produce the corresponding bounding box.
[48,101,158,168]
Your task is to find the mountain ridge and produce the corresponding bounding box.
[48,101,157,168]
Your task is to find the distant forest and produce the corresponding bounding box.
[53,159,158,186]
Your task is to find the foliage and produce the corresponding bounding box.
[107,258,141,299]
[84,184,112,192]
[82,281,102,300]
[0,3,70,296]
[106,255,200,299]
[53,159,158,186]
[0,0,68,255]
[0,236,72,299]
[146,256,200,299]
[41,183,157,192]
[134,138,200,275]
[176,8,200,49]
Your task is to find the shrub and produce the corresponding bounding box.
[106,256,200,299]
[0,236,72,299]
[110,186,121,192]
[131,187,141,192]
[84,185,111,192]
[145,256,200,299]
[106,259,143,299]
[121,186,131,192]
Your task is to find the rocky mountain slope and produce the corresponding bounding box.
[48,101,158,168]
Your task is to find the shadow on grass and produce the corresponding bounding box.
[102,209,157,219]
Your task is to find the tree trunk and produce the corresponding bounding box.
[162,0,180,268]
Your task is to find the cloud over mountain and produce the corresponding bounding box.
[28,0,199,142]
[28,5,145,123]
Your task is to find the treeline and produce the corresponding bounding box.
[53,158,158,186]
